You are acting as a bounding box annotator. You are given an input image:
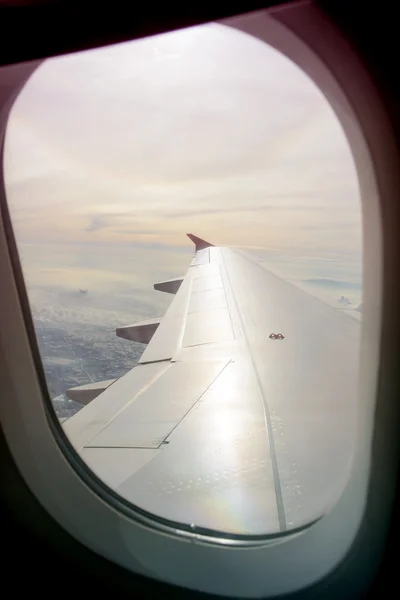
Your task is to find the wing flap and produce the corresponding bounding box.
[63,361,169,451]
[87,360,228,449]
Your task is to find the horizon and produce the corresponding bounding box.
[4,21,362,324]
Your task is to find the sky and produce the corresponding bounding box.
[3,21,362,319]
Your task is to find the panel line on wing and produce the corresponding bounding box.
[137,358,174,366]
[87,361,229,449]
[83,361,171,447]
[87,445,163,450]
[175,273,193,353]
[209,246,242,340]
[182,339,231,350]
[183,307,234,347]
[188,288,228,314]
[191,248,210,265]
[220,248,287,532]
[162,359,232,444]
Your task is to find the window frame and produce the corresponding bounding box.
[0,3,396,597]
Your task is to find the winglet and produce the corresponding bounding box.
[186,233,214,251]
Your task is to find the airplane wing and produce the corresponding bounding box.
[63,234,360,536]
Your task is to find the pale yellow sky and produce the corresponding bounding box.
[4,21,361,256]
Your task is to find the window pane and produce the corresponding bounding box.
[4,20,362,536]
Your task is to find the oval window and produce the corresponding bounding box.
[4,21,362,536]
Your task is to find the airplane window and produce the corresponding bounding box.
[3,22,362,537]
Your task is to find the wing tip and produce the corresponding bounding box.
[186,233,214,251]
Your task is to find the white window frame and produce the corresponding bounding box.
[0,3,395,597]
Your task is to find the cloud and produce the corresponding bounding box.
[3,21,362,318]
[85,216,109,232]
[338,296,352,306]
[4,22,361,258]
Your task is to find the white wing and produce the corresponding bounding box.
[63,234,360,536]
